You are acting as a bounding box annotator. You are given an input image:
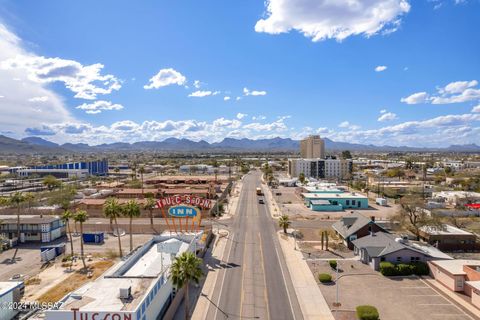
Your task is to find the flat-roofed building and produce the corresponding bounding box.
[419,224,477,251]
[288,158,353,180]
[300,135,325,159]
[0,215,65,244]
[0,281,24,320]
[302,192,368,211]
[45,233,202,320]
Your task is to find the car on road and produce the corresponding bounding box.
[258,198,265,204]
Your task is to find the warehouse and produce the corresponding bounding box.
[45,232,202,320]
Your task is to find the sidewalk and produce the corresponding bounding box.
[219,180,243,220]
[278,230,335,320]
[190,229,229,320]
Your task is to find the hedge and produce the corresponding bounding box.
[329,260,337,270]
[318,273,332,283]
[356,305,379,320]
[379,261,429,276]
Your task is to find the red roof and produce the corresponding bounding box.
[465,203,480,209]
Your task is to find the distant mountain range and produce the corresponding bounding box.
[0,135,479,154]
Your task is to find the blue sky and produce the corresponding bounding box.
[0,0,479,147]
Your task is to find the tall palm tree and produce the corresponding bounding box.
[73,209,88,270]
[62,210,75,261]
[138,166,145,196]
[170,251,203,320]
[143,194,156,228]
[278,214,291,234]
[122,199,141,252]
[9,192,26,243]
[103,197,123,257]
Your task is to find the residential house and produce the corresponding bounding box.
[332,212,386,249]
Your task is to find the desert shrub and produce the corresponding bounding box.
[379,261,396,276]
[318,273,332,283]
[356,305,379,320]
[329,260,337,270]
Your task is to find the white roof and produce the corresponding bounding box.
[302,192,367,199]
[420,224,473,236]
[0,281,22,295]
[466,281,480,291]
[431,259,480,275]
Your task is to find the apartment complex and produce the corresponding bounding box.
[300,135,325,159]
[13,159,109,178]
[288,158,353,180]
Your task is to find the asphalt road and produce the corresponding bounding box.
[206,171,303,320]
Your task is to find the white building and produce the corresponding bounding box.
[432,191,480,206]
[0,282,24,320]
[288,158,353,180]
[45,233,202,320]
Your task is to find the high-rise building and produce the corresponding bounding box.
[300,135,325,159]
[288,158,353,180]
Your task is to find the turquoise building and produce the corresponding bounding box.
[302,192,369,211]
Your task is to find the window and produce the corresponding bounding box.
[346,200,350,205]
[396,257,402,262]
[352,200,356,205]
[380,257,386,261]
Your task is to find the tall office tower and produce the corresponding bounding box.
[300,135,325,159]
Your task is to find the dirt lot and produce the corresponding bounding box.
[310,259,479,320]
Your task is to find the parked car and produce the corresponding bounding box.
[258,198,265,204]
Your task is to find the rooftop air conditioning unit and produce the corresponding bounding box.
[119,286,131,299]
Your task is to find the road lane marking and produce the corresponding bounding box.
[258,232,270,320]
[214,232,235,320]
[240,228,247,319]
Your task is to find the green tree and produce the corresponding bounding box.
[278,214,291,234]
[341,150,352,159]
[73,209,89,270]
[143,193,156,228]
[103,198,124,257]
[123,199,141,252]
[43,175,61,191]
[62,210,75,263]
[393,195,432,240]
[298,172,306,185]
[170,251,203,320]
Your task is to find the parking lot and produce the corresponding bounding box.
[311,260,479,320]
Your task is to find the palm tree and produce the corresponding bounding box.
[103,198,123,257]
[278,214,291,234]
[73,209,88,270]
[138,166,145,196]
[170,251,203,320]
[122,199,141,252]
[143,193,156,228]
[62,210,75,261]
[9,192,26,243]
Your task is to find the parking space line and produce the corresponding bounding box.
[408,294,441,297]
[418,303,454,306]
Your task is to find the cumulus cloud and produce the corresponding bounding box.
[224,96,231,101]
[1,55,121,100]
[243,87,267,96]
[144,68,187,89]
[255,0,411,42]
[193,80,201,89]
[402,80,480,105]
[401,92,429,104]
[375,66,388,72]
[378,111,398,122]
[76,100,124,114]
[338,121,360,130]
[24,125,56,136]
[472,105,480,113]
[0,23,73,136]
[188,90,220,98]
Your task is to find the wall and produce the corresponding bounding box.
[428,262,456,291]
[383,249,426,265]
[471,289,480,310]
[464,265,480,281]
[0,290,18,320]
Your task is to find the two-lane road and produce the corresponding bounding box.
[206,171,303,320]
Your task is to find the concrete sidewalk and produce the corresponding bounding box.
[190,230,229,320]
[278,231,335,320]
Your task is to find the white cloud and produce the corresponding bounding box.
[243,87,267,96]
[401,92,429,104]
[236,113,247,119]
[380,109,387,114]
[28,96,49,102]
[402,80,480,105]
[236,97,241,101]
[193,80,201,89]
[252,115,266,121]
[144,68,186,89]
[1,54,121,100]
[76,100,124,114]
[0,23,73,136]
[255,0,411,42]
[338,121,360,130]
[378,111,398,122]
[224,96,231,101]
[472,105,480,113]
[188,90,220,98]
[375,66,388,72]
